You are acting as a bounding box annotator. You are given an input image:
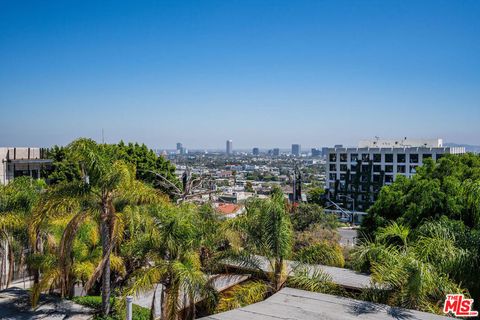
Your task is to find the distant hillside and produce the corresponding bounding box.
[445,142,480,153]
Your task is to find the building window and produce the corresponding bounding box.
[397,154,406,163]
[385,153,393,163]
[422,154,432,160]
[329,164,337,171]
[351,164,357,172]
[373,175,382,183]
[397,165,406,173]
[340,153,348,162]
[350,153,358,162]
[361,164,369,172]
[329,153,337,162]
[410,154,419,163]
[436,154,444,161]
[340,173,346,181]
[329,173,337,180]
[385,175,394,183]
[362,154,370,161]
[373,165,381,173]
[410,165,417,173]
[373,153,381,162]
[340,164,348,172]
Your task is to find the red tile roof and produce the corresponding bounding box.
[216,203,240,214]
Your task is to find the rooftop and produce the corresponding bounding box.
[358,138,443,148]
[200,287,449,320]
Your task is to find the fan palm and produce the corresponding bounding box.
[29,138,161,315]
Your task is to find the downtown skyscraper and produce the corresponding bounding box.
[226,140,233,155]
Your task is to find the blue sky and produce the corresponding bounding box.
[1,0,479,149]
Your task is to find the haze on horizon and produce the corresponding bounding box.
[1,0,479,150]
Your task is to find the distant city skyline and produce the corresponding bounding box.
[1,1,479,147]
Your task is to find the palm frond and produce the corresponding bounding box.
[215,281,268,313]
[287,266,339,294]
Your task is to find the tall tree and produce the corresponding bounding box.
[30,138,161,315]
[229,191,293,292]
[123,203,217,320]
[0,177,44,289]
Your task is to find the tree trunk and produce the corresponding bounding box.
[7,237,14,287]
[101,200,112,316]
[32,232,42,285]
[274,257,284,292]
[161,284,170,320]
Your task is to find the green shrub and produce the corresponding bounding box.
[294,241,345,267]
[72,296,150,320]
[72,296,105,309]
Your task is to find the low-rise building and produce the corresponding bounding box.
[1,147,51,185]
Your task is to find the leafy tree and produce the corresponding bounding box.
[291,203,338,232]
[358,154,480,309]
[245,181,254,193]
[362,154,480,236]
[43,141,179,194]
[43,145,82,184]
[307,187,324,205]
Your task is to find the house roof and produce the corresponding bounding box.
[200,287,450,320]
[216,203,241,214]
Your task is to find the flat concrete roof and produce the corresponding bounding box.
[226,255,371,290]
[201,287,450,320]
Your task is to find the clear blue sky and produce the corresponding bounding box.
[1,0,479,149]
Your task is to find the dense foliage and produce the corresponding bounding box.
[353,221,469,313]
[44,141,178,191]
[359,153,480,311]
[294,242,345,267]
[5,138,476,319]
[362,154,480,234]
[291,203,339,232]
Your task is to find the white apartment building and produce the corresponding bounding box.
[0,147,51,185]
[326,138,465,211]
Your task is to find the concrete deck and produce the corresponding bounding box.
[200,287,450,320]
[0,287,94,320]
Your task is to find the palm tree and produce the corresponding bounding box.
[30,138,161,315]
[0,177,44,289]
[352,221,468,313]
[123,202,217,320]
[228,190,293,292]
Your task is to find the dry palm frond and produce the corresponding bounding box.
[31,267,61,307]
[215,281,268,313]
[287,266,339,294]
